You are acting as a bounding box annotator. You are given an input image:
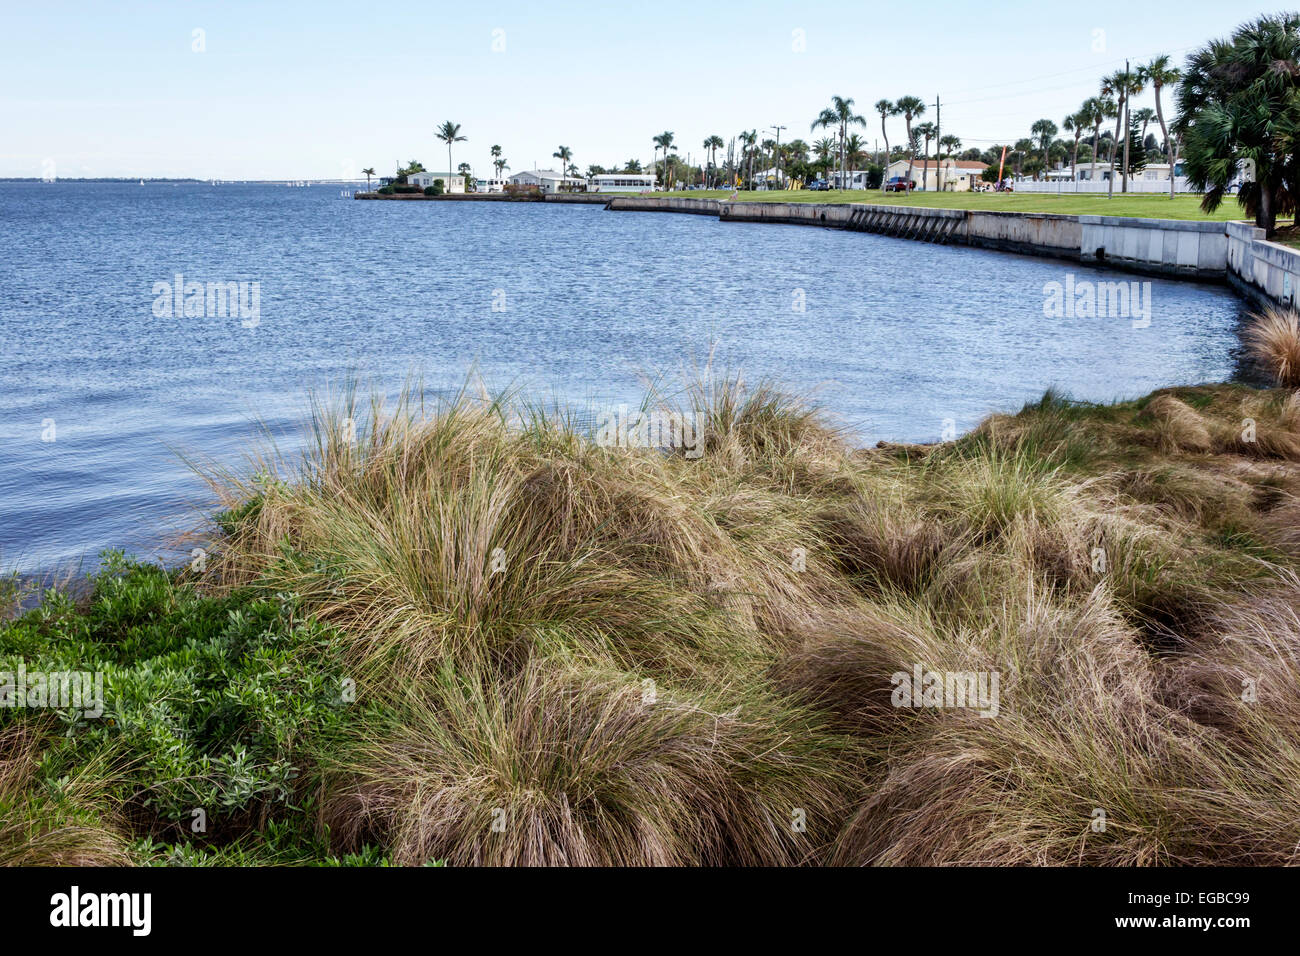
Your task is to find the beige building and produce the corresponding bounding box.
[887,158,988,191]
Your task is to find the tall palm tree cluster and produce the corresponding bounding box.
[1176,12,1300,234]
[1010,55,1180,195]
[395,21,1295,220]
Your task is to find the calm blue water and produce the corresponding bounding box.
[1,182,1248,571]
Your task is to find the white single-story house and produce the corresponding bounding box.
[827,169,873,190]
[509,169,586,193]
[589,173,656,193]
[1047,162,1182,183]
[407,171,466,193]
[886,158,988,191]
[753,166,788,190]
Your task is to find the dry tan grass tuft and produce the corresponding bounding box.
[1246,306,1300,388]
[1146,394,1213,454]
[0,725,134,867]
[189,376,1300,866]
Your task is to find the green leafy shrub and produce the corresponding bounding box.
[0,554,359,862]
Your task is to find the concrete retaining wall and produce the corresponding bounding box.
[543,194,610,205]
[719,201,854,227]
[965,212,1081,260]
[1079,216,1228,279]
[365,188,1300,307]
[1227,220,1300,308]
[606,196,719,215]
[720,202,1082,259]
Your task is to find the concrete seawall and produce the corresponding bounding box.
[612,197,1244,287]
[606,196,720,215]
[359,190,1298,308]
[1227,221,1300,308]
[1079,216,1228,279]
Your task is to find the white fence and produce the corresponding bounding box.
[1011,177,1196,194]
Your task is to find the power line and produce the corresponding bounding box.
[937,44,1195,105]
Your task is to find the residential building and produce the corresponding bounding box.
[886,158,988,191]
[407,171,466,193]
[589,173,656,193]
[508,169,586,193]
[827,169,874,190]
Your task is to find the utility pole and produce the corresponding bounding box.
[770,125,787,188]
[934,95,941,191]
[1121,59,1131,194]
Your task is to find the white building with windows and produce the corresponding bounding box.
[407,171,465,193]
[827,169,873,189]
[589,173,656,192]
[508,169,585,193]
[1023,162,1194,192]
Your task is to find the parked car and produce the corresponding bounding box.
[883,177,915,192]
[806,179,830,191]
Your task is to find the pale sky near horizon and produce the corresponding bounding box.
[0,1,1285,180]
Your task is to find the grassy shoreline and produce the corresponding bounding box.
[358,187,1247,222]
[653,188,1243,220]
[5,376,1300,865]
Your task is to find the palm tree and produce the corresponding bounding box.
[1030,119,1058,179]
[1013,138,1035,177]
[552,146,573,192]
[1086,97,1115,184]
[874,100,901,191]
[703,134,724,188]
[1139,54,1183,199]
[1132,107,1156,145]
[652,131,675,189]
[757,139,775,187]
[624,158,642,173]
[914,121,936,189]
[493,155,509,180]
[1101,69,1143,194]
[362,167,375,190]
[1063,113,1082,174]
[895,95,926,190]
[434,122,466,191]
[738,129,758,189]
[938,134,961,190]
[844,133,867,173]
[812,95,866,190]
[1176,14,1300,233]
[812,136,836,178]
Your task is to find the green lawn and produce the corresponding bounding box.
[657,188,1244,221]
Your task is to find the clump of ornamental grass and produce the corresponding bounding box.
[1145,393,1214,454]
[786,582,1300,866]
[313,656,853,866]
[0,724,134,867]
[180,374,1300,866]
[1246,306,1300,388]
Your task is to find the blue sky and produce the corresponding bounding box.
[0,1,1282,179]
